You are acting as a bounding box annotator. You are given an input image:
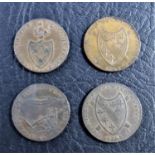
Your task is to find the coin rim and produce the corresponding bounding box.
[11,83,71,142]
[14,18,70,73]
[84,16,141,72]
[82,82,143,143]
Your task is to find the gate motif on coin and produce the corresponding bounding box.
[21,97,58,132]
[95,93,127,134]
[28,39,53,68]
[98,28,128,66]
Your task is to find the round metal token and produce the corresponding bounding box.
[82,83,142,142]
[14,18,70,73]
[12,84,70,142]
[84,17,141,71]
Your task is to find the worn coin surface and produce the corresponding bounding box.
[84,17,141,71]
[12,84,70,142]
[14,18,69,73]
[82,83,142,142]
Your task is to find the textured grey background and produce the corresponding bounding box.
[0,2,154,153]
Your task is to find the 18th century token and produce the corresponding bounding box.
[82,83,142,142]
[84,17,141,71]
[11,84,70,141]
[14,19,69,73]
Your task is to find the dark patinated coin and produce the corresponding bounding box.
[11,84,70,142]
[82,83,142,142]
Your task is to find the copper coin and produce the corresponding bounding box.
[84,17,141,71]
[14,19,70,73]
[12,84,70,141]
[82,83,142,142]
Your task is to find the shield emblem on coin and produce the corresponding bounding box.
[28,40,53,68]
[98,28,128,66]
[95,93,127,134]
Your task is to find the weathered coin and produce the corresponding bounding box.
[14,18,69,73]
[84,17,141,71]
[82,83,142,142]
[11,84,70,142]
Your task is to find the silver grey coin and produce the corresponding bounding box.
[82,83,142,142]
[14,18,70,73]
[11,84,70,142]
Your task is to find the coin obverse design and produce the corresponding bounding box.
[14,18,70,73]
[82,83,142,142]
[12,84,70,142]
[84,17,141,71]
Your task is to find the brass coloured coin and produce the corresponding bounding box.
[84,17,141,71]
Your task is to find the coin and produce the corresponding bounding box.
[84,17,141,71]
[14,19,70,73]
[82,83,142,142]
[11,84,70,142]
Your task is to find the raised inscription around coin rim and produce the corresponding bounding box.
[82,83,142,142]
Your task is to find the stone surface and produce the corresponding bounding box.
[0,2,154,153]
